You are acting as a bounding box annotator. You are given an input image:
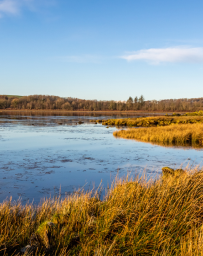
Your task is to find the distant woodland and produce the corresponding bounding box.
[0,95,203,112]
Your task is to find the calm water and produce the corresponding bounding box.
[0,114,203,204]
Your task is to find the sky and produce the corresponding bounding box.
[0,0,203,101]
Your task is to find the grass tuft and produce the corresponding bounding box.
[1,169,203,255]
[113,123,203,147]
[102,116,203,127]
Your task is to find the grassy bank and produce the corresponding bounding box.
[184,110,203,116]
[1,168,203,255]
[102,116,203,127]
[113,123,203,147]
[0,109,175,115]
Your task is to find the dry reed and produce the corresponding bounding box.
[102,116,203,127]
[113,123,203,147]
[1,168,203,255]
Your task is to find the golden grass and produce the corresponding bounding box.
[2,169,203,255]
[102,116,203,127]
[184,110,203,116]
[113,123,203,147]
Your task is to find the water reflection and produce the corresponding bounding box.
[114,136,203,150]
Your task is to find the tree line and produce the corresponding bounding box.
[0,95,203,112]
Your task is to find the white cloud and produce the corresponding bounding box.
[0,0,31,16]
[122,47,203,64]
[0,0,20,15]
[0,0,54,17]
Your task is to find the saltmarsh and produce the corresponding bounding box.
[113,123,203,147]
[101,115,203,127]
[1,168,203,255]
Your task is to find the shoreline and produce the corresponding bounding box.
[0,109,187,115]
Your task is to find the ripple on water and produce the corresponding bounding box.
[0,114,202,204]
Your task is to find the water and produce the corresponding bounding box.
[0,113,203,204]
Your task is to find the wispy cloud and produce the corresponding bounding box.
[121,47,203,64]
[0,0,28,16]
[0,0,55,18]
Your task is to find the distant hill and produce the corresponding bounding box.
[6,95,22,98]
[0,94,203,112]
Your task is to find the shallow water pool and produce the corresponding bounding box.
[0,114,202,204]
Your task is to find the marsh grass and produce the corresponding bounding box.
[184,110,203,116]
[102,116,203,127]
[2,168,203,255]
[113,123,203,147]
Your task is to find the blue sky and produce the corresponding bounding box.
[0,0,203,101]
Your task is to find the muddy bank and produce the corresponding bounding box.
[0,109,174,117]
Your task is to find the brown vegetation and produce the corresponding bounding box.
[113,123,203,147]
[1,94,203,112]
[1,169,203,255]
[184,110,203,116]
[102,115,203,127]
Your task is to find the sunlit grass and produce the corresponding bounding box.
[113,123,203,147]
[184,110,203,116]
[1,168,203,255]
[102,116,203,127]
